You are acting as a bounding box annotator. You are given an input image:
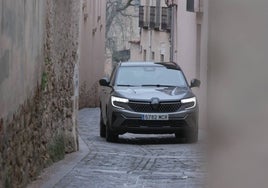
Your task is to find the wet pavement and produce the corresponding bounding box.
[30,108,207,188]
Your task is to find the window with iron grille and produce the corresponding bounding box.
[139,6,144,27]
[167,7,172,31]
[139,6,149,29]
[161,7,167,30]
[187,0,203,12]
[144,6,149,29]
[150,6,156,28]
[187,0,195,12]
[161,7,171,31]
[155,0,161,30]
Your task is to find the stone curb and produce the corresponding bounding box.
[27,136,89,188]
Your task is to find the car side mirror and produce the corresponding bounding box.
[99,77,110,87]
[190,79,201,88]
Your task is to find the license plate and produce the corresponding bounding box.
[142,114,169,121]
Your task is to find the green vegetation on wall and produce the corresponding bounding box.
[48,133,65,163]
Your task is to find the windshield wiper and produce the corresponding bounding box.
[116,84,138,87]
[141,84,176,87]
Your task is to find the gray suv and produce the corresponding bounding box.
[99,62,200,142]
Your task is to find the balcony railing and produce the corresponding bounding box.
[139,5,171,32]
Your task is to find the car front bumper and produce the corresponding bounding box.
[108,107,198,135]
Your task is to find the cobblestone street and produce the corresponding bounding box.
[51,108,207,188]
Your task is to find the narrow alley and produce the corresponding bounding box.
[30,108,207,188]
[2,0,268,187]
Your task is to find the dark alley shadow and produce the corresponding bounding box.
[116,135,190,145]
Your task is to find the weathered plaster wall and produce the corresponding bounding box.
[0,0,82,187]
[79,0,106,108]
[0,0,44,118]
[175,0,208,129]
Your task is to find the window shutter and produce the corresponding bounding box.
[139,6,144,27]
[167,7,172,31]
[161,7,168,30]
[143,6,149,29]
[150,6,156,28]
[187,0,203,13]
[155,0,161,30]
[187,0,195,12]
[161,7,171,32]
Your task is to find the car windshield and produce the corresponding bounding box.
[115,66,188,87]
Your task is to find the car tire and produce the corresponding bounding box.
[175,131,184,139]
[106,123,118,142]
[100,112,106,138]
[186,129,198,143]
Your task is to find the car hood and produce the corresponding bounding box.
[113,86,194,101]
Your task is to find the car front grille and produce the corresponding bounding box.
[128,101,181,113]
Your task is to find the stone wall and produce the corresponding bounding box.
[0,0,44,118]
[0,0,82,187]
[45,0,81,153]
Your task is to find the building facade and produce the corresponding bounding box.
[130,0,171,62]
[172,0,207,129]
[130,0,207,128]
[79,0,106,108]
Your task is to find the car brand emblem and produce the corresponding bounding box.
[151,98,160,111]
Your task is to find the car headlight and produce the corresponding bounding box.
[181,97,196,110]
[111,96,129,109]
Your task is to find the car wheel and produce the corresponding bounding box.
[175,131,184,139]
[100,111,106,138]
[106,123,118,142]
[186,129,198,143]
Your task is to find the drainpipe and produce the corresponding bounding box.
[149,30,152,61]
[149,0,152,61]
[170,5,176,62]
